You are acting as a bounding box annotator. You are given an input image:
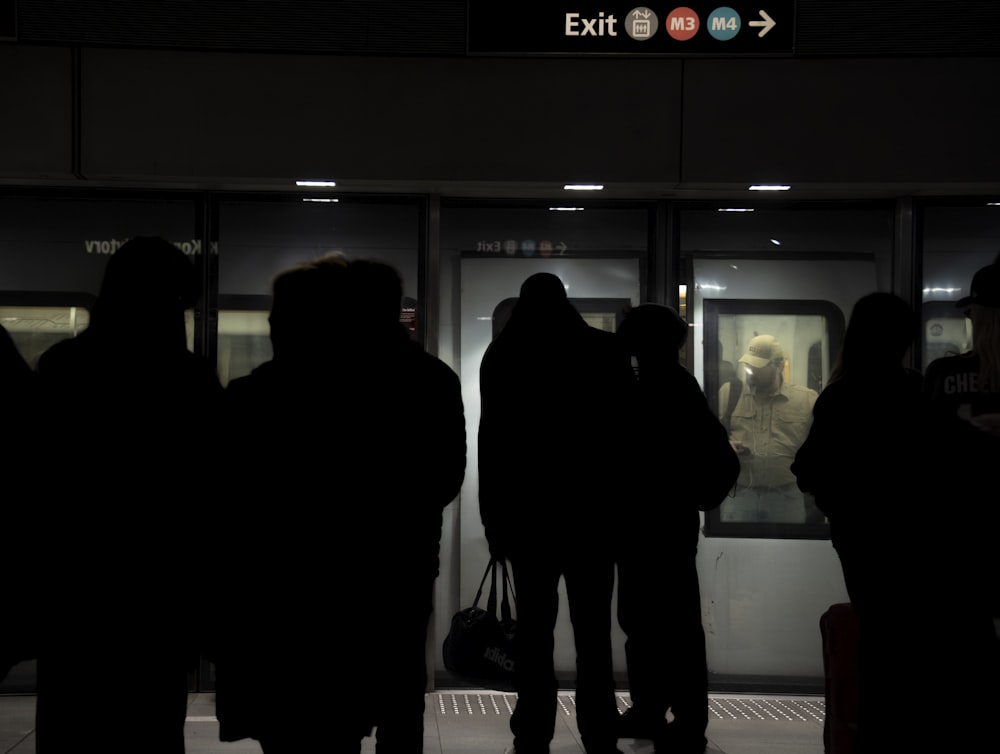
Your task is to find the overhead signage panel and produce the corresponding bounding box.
[468,2,795,56]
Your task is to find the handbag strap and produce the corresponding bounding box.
[477,557,516,621]
[499,558,516,623]
[486,557,500,616]
[471,558,493,609]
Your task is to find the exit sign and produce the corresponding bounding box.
[468,2,796,56]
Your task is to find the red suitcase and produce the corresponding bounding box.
[819,603,859,754]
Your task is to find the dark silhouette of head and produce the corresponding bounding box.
[268,253,349,361]
[958,263,1000,394]
[344,258,406,339]
[503,272,584,340]
[89,236,198,348]
[618,304,688,364]
[831,291,916,382]
[518,272,567,307]
[957,263,1000,311]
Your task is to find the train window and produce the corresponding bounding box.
[1,302,198,368]
[1,305,89,368]
[217,295,272,387]
[490,297,630,339]
[922,301,972,367]
[702,299,845,540]
[0,293,96,368]
[216,293,422,388]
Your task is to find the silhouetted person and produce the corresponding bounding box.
[718,334,818,523]
[478,272,635,754]
[792,291,998,752]
[213,255,465,753]
[614,304,737,754]
[924,262,1000,696]
[343,258,465,753]
[925,262,1000,432]
[210,254,351,751]
[1,324,39,685]
[34,236,223,754]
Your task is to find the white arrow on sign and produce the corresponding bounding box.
[748,10,776,38]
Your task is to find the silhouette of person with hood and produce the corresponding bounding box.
[614,304,737,754]
[478,272,635,754]
[213,255,465,753]
[34,235,223,754]
[792,291,998,752]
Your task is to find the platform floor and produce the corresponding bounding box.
[0,690,827,754]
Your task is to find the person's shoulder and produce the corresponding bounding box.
[901,366,924,392]
[413,344,460,381]
[926,351,977,377]
[785,381,819,399]
[177,347,217,371]
[673,363,703,391]
[584,325,631,359]
[225,359,277,395]
[669,367,712,414]
[587,325,622,346]
[812,379,851,407]
[480,332,510,363]
[35,334,88,376]
[168,348,223,388]
[383,338,461,388]
[40,333,83,359]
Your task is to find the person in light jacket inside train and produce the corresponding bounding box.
[718,334,818,524]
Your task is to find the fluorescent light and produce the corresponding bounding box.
[923,286,962,295]
[748,184,791,191]
[988,202,1000,206]
[770,238,782,245]
[296,180,337,187]
[549,206,584,211]
[563,184,604,191]
[302,198,339,203]
[718,207,755,212]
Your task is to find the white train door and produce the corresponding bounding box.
[690,256,878,683]
[455,255,641,683]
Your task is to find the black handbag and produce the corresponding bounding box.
[442,557,517,691]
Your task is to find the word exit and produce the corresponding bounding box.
[565,12,619,36]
